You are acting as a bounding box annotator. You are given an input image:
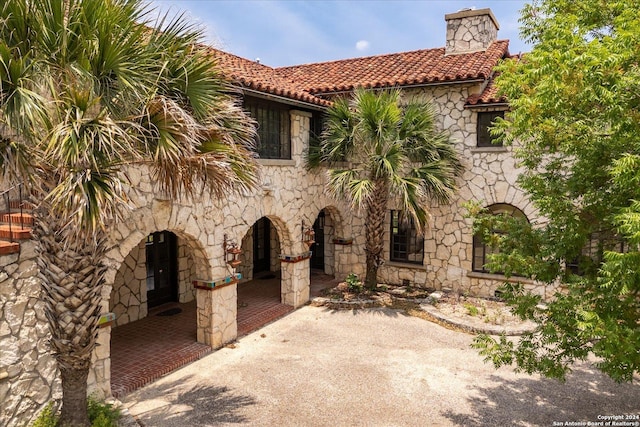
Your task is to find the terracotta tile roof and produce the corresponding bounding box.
[466,54,520,106]
[207,48,331,107]
[276,40,510,95]
[466,74,505,106]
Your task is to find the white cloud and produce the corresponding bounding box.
[355,40,370,51]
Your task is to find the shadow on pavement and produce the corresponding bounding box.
[322,306,412,320]
[132,378,257,426]
[442,365,640,426]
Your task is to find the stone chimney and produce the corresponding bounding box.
[444,8,499,55]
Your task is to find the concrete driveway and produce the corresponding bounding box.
[123,306,640,426]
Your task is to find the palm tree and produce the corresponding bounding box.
[0,1,257,426]
[310,88,462,289]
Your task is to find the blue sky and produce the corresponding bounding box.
[148,1,530,67]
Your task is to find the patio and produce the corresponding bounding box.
[110,271,338,398]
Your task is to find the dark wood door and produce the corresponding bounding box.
[253,218,270,274]
[311,211,325,270]
[146,231,178,308]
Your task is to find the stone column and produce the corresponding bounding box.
[281,259,310,308]
[196,285,237,349]
[88,326,111,398]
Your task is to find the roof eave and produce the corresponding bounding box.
[311,77,487,97]
[464,101,510,109]
[241,87,329,111]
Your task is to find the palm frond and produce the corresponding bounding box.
[0,42,49,138]
[318,86,462,233]
[318,95,355,164]
[413,160,459,204]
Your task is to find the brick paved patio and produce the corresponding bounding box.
[110,271,338,398]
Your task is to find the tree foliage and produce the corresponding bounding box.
[0,1,257,425]
[472,0,640,382]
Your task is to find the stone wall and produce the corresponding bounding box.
[0,241,60,427]
[177,239,197,303]
[110,240,146,326]
[2,79,554,426]
[332,83,553,298]
[445,8,499,55]
[110,236,197,327]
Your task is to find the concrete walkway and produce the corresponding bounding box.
[123,306,640,426]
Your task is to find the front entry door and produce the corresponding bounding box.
[146,231,178,308]
[311,211,325,270]
[253,218,270,274]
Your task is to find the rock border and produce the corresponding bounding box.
[311,295,535,336]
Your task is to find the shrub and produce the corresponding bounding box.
[31,398,121,427]
[345,273,362,292]
[87,396,121,427]
[31,403,57,427]
[464,303,479,317]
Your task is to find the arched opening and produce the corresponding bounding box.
[309,207,344,296]
[472,203,528,274]
[311,210,326,271]
[236,216,292,336]
[310,206,345,274]
[146,231,178,309]
[109,229,211,397]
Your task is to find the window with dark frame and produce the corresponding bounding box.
[390,210,424,264]
[477,111,505,147]
[567,234,629,276]
[472,204,527,274]
[310,111,324,142]
[244,96,291,159]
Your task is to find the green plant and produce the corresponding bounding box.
[464,303,479,317]
[31,398,120,427]
[31,403,58,427]
[345,273,362,293]
[309,87,462,289]
[88,396,121,427]
[471,0,640,382]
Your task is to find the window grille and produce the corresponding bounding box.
[477,111,504,147]
[245,97,291,159]
[390,210,424,264]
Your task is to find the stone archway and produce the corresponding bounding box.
[310,206,346,276]
[89,200,215,398]
[109,229,208,327]
[107,227,213,397]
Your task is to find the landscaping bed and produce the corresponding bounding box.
[312,280,535,335]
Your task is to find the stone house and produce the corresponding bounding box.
[0,8,545,425]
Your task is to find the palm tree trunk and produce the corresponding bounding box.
[33,199,108,427]
[364,180,388,289]
[58,363,91,427]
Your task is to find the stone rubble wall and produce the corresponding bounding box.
[109,237,197,328]
[0,241,60,427]
[110,240,146,326]
[90,109,348,398]
[332,84,556,298]
[269,221,282,272]
[445,10,498,55]
[238,229,253,281]
[3,83,557,426]
[177,241,197,303]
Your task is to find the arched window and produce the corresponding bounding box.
[472,204,528,273]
